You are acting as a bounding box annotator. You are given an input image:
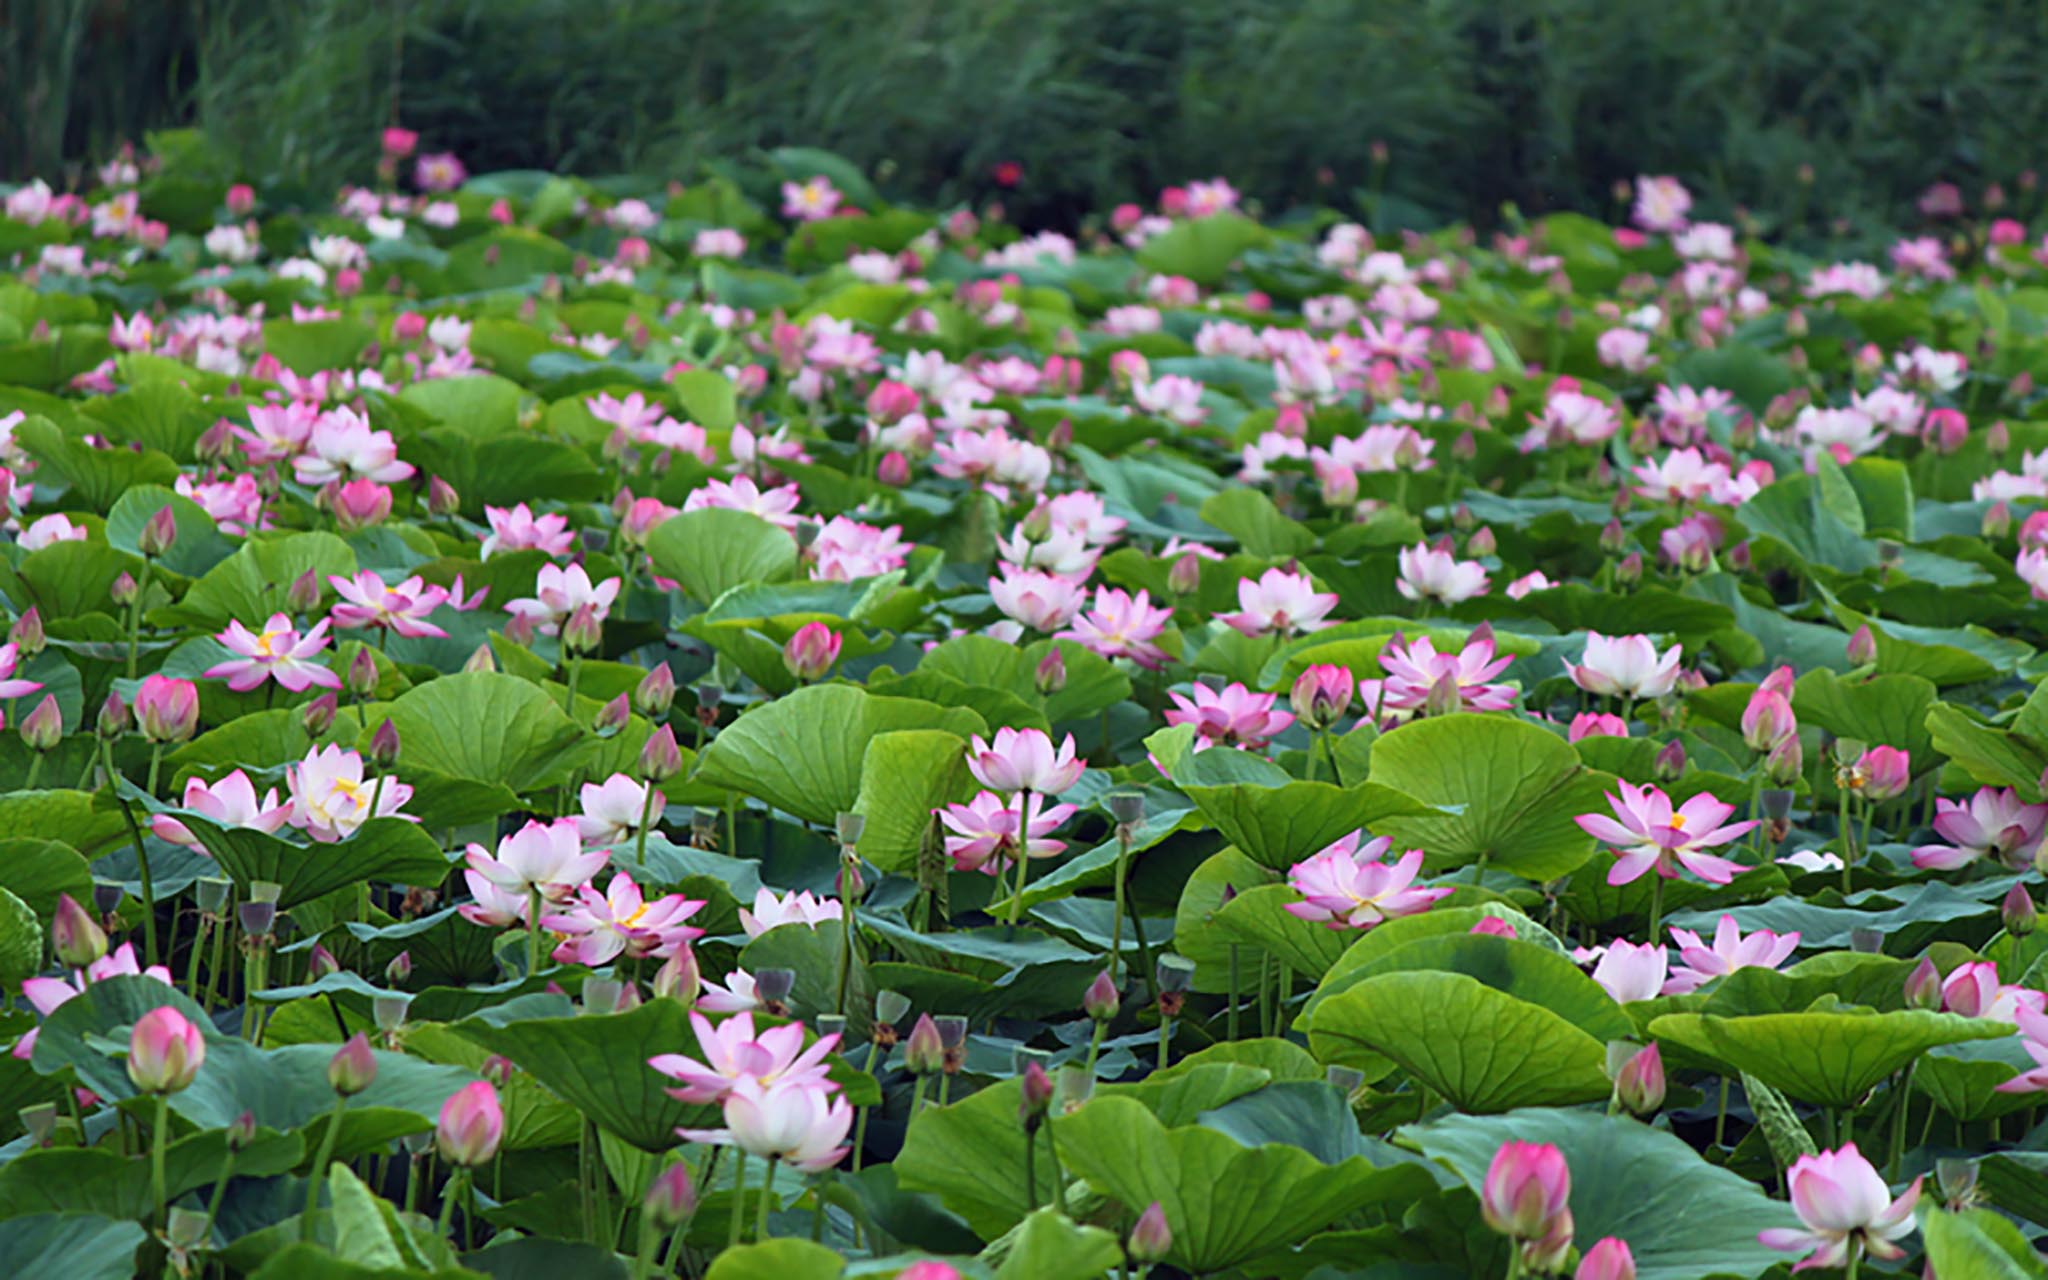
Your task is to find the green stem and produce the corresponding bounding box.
[1006,791,1034,927]
[727,1150,749,1249]
[1023,1121,1039,1211]
[199,1148,237,1244]
[1226,944,1240,1041]
[633,778,658,866]
[836,878,856,1016]
[103,737,159,967]
[526,886,544,977]
[146,742,163,800]
[1043,1117,1068,1210]
[1888,1063,1915,1181]
[1839,784,1855,894]
[125,560,153,679]
[23,751,43,791]
[1084,1018,1108,1078]
[1108,823,1132,984]
[1648,874,1665,944]
[302,1094,350,1240]
[1319,730,1344,788]
[1157,1017,1172,1072]
[1715,1076,1730,1148]
[1844,1239,1859,1280]
[911,1074,931,1117]
[150,1093,171,1226]
[185,915,211,1004]
[437,1168,468,1241]
[630,1211,662,1280]
[563,656,582,717]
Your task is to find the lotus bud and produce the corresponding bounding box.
[1018,1060,1054,1132]
[110,571,139,607]
[877,451,911,487]
[136,674,199,744]
[902,1013,945,1074]
[454,644,493,676]
[1897,957,1943,1013]
[425,476,460,517]
[1084,970,1120,1022]
[1610,1041,1665,1115]
[1763,733,1803,786]
[639,723,682,781]
[52,892,107,969]
[478,1055,514,1089]
[300,692,338,736]
[1425,669,1463,719]
[1652,738,1686,781]
[645,1161,698,1227]
[1129,1202,1172,1265]
[19,695,61,751]
[502,612,536,647]
[593,693,630,737]
[369,718,400,767]
[2006,883,2038,936]
[328,1032,378,1096]
[1452,503,1477,531]
[1291,663,1356,732]
[1034,647,1067,695]
[1985,501,2015,539]
[97,691,129,738]
[1841,622,1880,666]
[1989,420,2012,453]
[138,504,178,557]
[436,1081,504,1167]
[307,943,340,979]
[347,647,379,698]
[562,602,603,655]
[782,622,841,683]
[651,947,701,1002]
[1576,1237,1636,1280]
[284,567,323,615]
[1857,746,1909,801]
[9,607,44,657]
[196,418,237,464]
[1468,525,1497,557]
[1480,1140,1572,1240]
[1614,552,1642,588]
[1167,550,1202,596]
[634,662,676,716]
[384,950,413,984]
[128,1007,206,1094]
[219,1110,257,1153]
[1599,520,1626,554]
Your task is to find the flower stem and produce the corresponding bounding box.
[633,779,658,866]
[1108,821,1133,984]
[1839,785,1855,894]
[437,1167,468,1241]
[1647,874,1665,944]
[526,885,544,978]
[1006,791,1034,927]
[1157,1017,1172,1073]
[199,1147,237,1244]
[150,1094,171,1226]
[630,1210,662,1280]
[1888,1062,1916,1181]
[302,1094,350,1240]
[103,736,159,967]
[1226,944,1240,1041]
[1023,1122,1039,1211]
[126,560,154,680]
[1084,1018,1108,1078]
[727,1149,749,1248]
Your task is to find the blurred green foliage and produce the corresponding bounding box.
[10,0,2048,230]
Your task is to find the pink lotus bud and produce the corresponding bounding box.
[425,476,460,517]
[1470,915,1517,938]
[1925,408,1968,454]
[1480,1140,1571,1240]
[307,944,340,978]
[1653,738,1687,781]
[328,1032,378,1096]
[562,603,603,655]
[1167,550,1203,596]
[1083,970,1120,1022]
[225,184,255,215]
[903,1013,945,1074]
[1290,663,1356,732]
[1129,1202,1172,1264]
[1452,503,1476,531]
[384,950,413,983]
[1611,1042,1665,1115]
[1109,349,1150,388]
[652,947,701,1002]
[435,1081,504,1166]
[139,504,178,557]
[369,717,401,767]
[1764,732,1804,786]
[877,451,911,487]
[381,127,418,159]
[593,693,630,736]
[1740,689,1796,752]
[1989,420,2013,453]
[19,694,62,751]
[898,1264,963,1280]
[128,1006,206,1094]
[619,497,674,547]
[1856,746,1910,801]
[1985,501,2015,539]
[782,622,841,682]
[2005,883,2037,936]
[638,724,683,782]
[635,663,676,716]
[343,648,378,700]
[865,379,919,425]
[1567,712,1627,742]
[1034,647,1066,695]
[1904,956,1943,1009]
[9,606,43,657]
[1018,1060,1054,1130]
[52,892,107,969]
[286,567,323,614]
[463,644,497,674]
[110,572,139,607]
[331,479,393,531]
[97,691,129,738]
[480,1055,514,1088]
[300,692,338,735]
[1847,624,1877,666]
[645,1161,698,1227]
[392,312,427,342]
[1424,670,1463,719]
[136,674,199,744]
[1576,1237,1636,1280]
[1469,526,1497,557]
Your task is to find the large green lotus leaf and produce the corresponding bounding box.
[703,1238,844,1280]
[670,369,738,432]
[1180,775,1432,870]
[463,1238,631,1280]
[913,635,1130,725]
[1698,952,1913,1016]
[644,508,797,605]
[30,977,474,1152]
[1854,615,2035,686]
[1135,213,1268,285]
[1171,846,1278,994]
[1018,797,1200,912]
[0,790,128,857]
[13,414,180,510]
[1560,861,1787,935]
[1199,488,1313,556]
[0,1214,149,1280]
[16,541,143,621]
[455,997,709,1152]
[1365,714,1615,881]
[696,684,986,825]
[1297,905,1563,1023]
[154,531,358,631]
[377,671,586,793]
[1210,883,1351,978]
[1667,877,2008,951]
[1307,971,1611,1111]
[1648,1009,2012,1107]
[265,317,373,376]
[104,483,236,579]
[1192,1079,1387,1165]
[1928,704,2048,795]
[1053,1095,1429,1273]
[1916,1037,2039,1123]
[181,815,450,909]
[397,373,524,439]
[1920,1205,2048,1280]
[1791,668,1937,768]
[993,1207,1124,1280]
[0,837,91,921]
[0,1125,302,1221]
[1407,1108,1798,1280]
[169,706,334,775]
[896,1078,1069,1238]
[1310,933,1635,1044]
[851,729,976,873]
[866,669,1049,736]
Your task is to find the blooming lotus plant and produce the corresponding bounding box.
[1758,1143,1920,1271]
[1284,832,1449,930]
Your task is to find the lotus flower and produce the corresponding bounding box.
[1911,787,2048,870]
[648,1009,838,1104]
[1758,1143,1921,1270]
[1662,915,1800,994]
[1284,833,1449,930]
[1567,633,1683,700]
[1576,782,1755,886]
[966,727,1084,794]
[737,887,844,939]
[1217,567,1338,637]
[1163,682,1295,749]
[541,872,705,966]
[202,614,341,692]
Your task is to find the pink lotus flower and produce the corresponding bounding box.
[19,513,86,552]
[328,571,449,639]
[504,563,621,637]
[1375,632,1518,714]
[1940,960,2047,1023]
[1577,1238,1635,1280]
[648,1009,838,1104]
[1217,567,1338,637]
[809,516,910,581]
[14,943,172,1060]
[1996,1003,2048,1094]
[573,774,663,848]
[782,622,841,682]
[152,770,291,849]
[202,614,342,692]
[1395,543,1490,605]
[236,401,318,463]
[1911,787,2048,870]
[1576,782,1755,886]
[782,177,842,222]
[679,1075,853,1172]
[0,641,44,700]
[436,1081,504,1167]
[1480,1140,1571,1240]
[938,790,1077,873]
[1058,587,1173,670]
[128,1006,205,1094]
[542,872,705,966]
[1567,633,1683,700]
[480,503,575,559]
[1632,176,1692,232]
[292,407,413,486]
[465,819,608,902]
[1164,682,1295,749]
[1588,940,1668,1003]
[1854,746,1910,801]
[990,568,1087,633]
[415,153,468,194]
[966,727,1084,794]
[683,476,804,529]
[698,969,761,1013]
[1284,832,1449,930]
[1662,915,1800,994]
[456,871,531,929]
[1632,448,1735,504]
[738,887,844,939]
[287,744,413,841]
[1758,1143,1920,1270]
